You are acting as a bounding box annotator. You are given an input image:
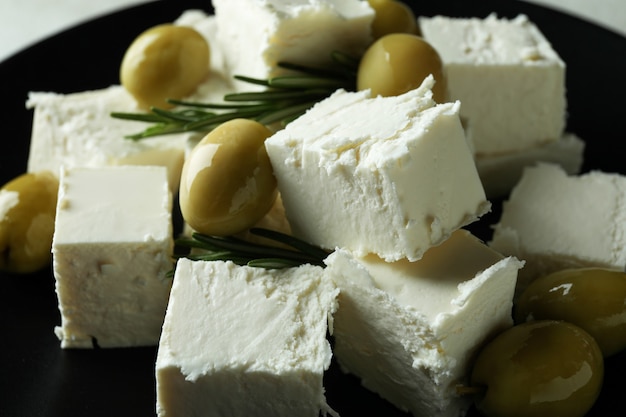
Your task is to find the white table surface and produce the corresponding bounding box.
[0,0,624,63]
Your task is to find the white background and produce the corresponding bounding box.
[0,0,624,62]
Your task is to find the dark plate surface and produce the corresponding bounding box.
[1,1,625,416]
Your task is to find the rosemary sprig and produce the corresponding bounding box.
[110,51,358,140]
[173,228,331,271]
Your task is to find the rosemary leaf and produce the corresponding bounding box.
[233,75,271,87]
[125,124,189,140]
[151,107,208,123]
[188,253,253,265]
[110,111,170,124]
[277,51,358,79]
[167,99,277,111]
[249,228,330,260]
[175,236,223,252]
[223,89,327,102]
[330,50,360,71]
[183,107,273,131]
[267,75,347,90]
[254,101,318,126]
[182,250,236,261]
[247,258,307,268]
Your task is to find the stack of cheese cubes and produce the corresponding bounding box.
[264,74,523,416]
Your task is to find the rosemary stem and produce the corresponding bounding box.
[111,51,360,140]
[172,229,329,269]
[192,233,323,264]
[249,228,330,260]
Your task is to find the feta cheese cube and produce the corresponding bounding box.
[27,87,189,190]
[265,77,490,262]
[490,163,626,293]
[325,229,523,417]
[52,166,173,348]
[212,0,374,90]
[419,14,567,156]
[155,259,339,417]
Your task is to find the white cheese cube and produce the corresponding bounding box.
[212,0,374,90]
[265,77,490,262]
[155,259,339,417]
[52,166,173,348]
[27,86,189,190]
[26,13,233,191]
[490,163,626,293]
[476,133,585,197]
[419,14,566,156]
[325,230,523,417]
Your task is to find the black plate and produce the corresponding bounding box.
[1,1,625,416]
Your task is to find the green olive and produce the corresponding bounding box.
[120,24,210,109]
[516,267,626,357]
[0,171,59,274]
[179,119,277,236]
[367,0,419,39]
[470,320,603,417]
[357,33,446,102]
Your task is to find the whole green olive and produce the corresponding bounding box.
[470,320,603,417]
[120,24,210,109]
[179,119,277,236]
[367,0,419,39]
[516,267,626,357]
[357,33,446,102]
[0,171,59,274]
